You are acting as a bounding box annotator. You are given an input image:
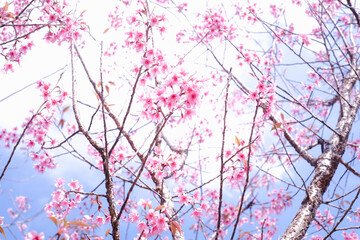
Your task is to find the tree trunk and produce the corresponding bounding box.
[281,75,360,239]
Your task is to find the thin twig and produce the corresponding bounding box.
[323,188,360,239]
[230,100,260,240]
[67,190,107,198]
[340,159,360,178]
[0,112,39,181]
[215,68,231,239]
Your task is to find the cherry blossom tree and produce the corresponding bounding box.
[1,0,360,239]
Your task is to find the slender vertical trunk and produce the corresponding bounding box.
[102,153,121,240]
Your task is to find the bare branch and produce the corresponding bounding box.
[215,68,231,239]
[323,188,360,239]
[269,115,317,167]
[0,112,39,181]
[340,159,360,178]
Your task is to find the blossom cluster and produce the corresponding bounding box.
[125,199,170,239]
[342,231,359,240]
[1,0,86,72]
[7,196,30,219]
[26,80,68,172]
[3,195,45,239]
[0,80,68,173]
[234,3,261,24]
[267,189,292,215]
[42,178,107,239]
[314,209,334,231]
[138,65,203,121]
[0,128,18,148]
[145,152,181,180]
[193,8,236,43]
[248,76,276,118]
[45,178,83,220]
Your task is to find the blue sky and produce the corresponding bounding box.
[1,0,360,239]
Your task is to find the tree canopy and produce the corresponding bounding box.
[1,0,360,239]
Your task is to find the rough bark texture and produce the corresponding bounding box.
[280,73,360,239]
[280,150,341,240]
[151,137,185,240]
[153,177,186,240]
[103,154,121,240]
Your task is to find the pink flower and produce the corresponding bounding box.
[179,194,191,205]
[167,93,179,108]
[310,236,323,240]
[8,208,19,219]
[161,63,168,73]
[129,209,140,223]
[343,231,359,240]
[147,49,155,56]
[186,88,199,107]
[134,32,144,41]
[237,152,246,161]
[3,63,14,73]
[314,209,334,230]
[48,13,58,23]
[178,3,188,12]
[141,56,152,68]
[138,199,152,209]
[143,97,153,108]
[291,0,302,5]
[52,189,65,202]
[55,178,65,188]
[0,216,4,225]
[137,221,147,233]
[68,180,82,191]
[244,53,251,63]
[24,230,45,240]
[94,216,105,226]
[16,196,30,212]
[7,49,19,61]
[146,209,156,221]
[27,41,34,50]
[341,15,350,24]
[191,208,202,219]
[135,41,145,52]
[257,82,266,93]
[300,34,310,46]
[151,66,159,76]
[156,216,167,227]
[183,108,195,120]
[17,223,28,232]
[159,26,166,34]
[150,16,159,26]
[170,74,180,86]
[249,91,258,101]
[19,45,29,54]
[26,139,35,148]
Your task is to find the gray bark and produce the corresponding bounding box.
[280,73,360,239]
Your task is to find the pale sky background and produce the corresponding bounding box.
[0,0,357,239]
